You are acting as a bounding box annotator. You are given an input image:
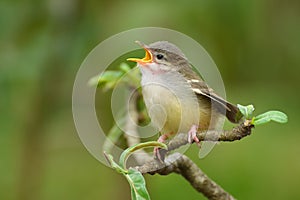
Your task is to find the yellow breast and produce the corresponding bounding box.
[142,83,216,138]
[140,69,219,138]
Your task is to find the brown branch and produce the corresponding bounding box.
[135,153,235,200]
[167,119,254,152]
[133,120,254,200]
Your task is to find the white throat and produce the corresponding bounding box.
[138,64,200,134]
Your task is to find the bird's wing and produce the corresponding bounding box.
[188,79,243,123]
[178,64,243,123]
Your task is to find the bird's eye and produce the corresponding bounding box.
[156,54,164,60]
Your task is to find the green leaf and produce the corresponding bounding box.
[88,75,102,87]
[104,152,151,200]
[103,152,127,174]
[89,63,141,90]
[100,71,123,83]
[88,70,124,90]
[237,104,255,118]
[119,141,167,169]
[253,111,288,125]
[131,186,137,200]
[126,168,151,200]
[120,62,132,73]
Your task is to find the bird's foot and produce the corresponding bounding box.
[188,125,200,145]
[154,134,168,162]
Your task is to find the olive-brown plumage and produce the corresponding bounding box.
[127,41,242,160]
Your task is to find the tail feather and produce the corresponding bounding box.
[225,102,243,123]
[197,91,243,124]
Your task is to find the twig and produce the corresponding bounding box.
[123,89,151,164]
[134,120,254,200]
[167,119,254,152]
[135,153,235,200]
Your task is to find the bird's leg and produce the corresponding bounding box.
[154,133,169,162]
[188,124,200,144]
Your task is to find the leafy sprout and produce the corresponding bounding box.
[88,63,140,91]
[237,104,288,126]
[104,141,167,200]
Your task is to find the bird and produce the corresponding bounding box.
[127,41,242,161]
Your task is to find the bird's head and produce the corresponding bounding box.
[127,41,189,74]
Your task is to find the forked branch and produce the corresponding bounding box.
[134,120,254,200]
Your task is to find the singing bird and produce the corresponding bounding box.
[127,41,242,160]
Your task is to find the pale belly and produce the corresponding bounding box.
[142,84,214,138]
[140,68,220,138]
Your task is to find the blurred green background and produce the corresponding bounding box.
[1,0,300,199]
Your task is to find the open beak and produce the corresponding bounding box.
[127,41,153,64]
